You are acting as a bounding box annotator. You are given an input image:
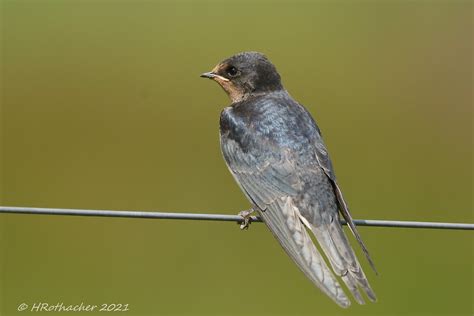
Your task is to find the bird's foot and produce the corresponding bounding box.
[238,209,255,230]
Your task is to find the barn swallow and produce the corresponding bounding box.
[201,52,377,308]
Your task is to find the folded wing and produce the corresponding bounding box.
[221,137,352,307]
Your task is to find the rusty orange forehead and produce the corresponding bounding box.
[211,63,226,74]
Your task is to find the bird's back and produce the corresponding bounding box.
[220,91,319,154]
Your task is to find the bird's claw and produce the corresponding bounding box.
[238,209,254,230]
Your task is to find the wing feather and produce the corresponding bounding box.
[222,137,351,307]
[312,131,377,274]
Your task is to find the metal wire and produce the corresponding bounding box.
[0,206,472,230]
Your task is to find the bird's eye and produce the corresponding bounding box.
[227,66,238,77]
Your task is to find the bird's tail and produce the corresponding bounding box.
[260,197,352,308]
[305,217,377,304]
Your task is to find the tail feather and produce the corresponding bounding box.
[333,182,378,275]
[306,217,377,303]
[259,197,351,308]
[341,274,365,305]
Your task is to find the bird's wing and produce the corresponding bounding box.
[312,130,378,274]
[221,137,351,308]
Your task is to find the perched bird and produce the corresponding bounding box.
[201,52,377,308]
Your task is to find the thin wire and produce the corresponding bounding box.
[0,206,472,230]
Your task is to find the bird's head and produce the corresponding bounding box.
[201,51,283,103]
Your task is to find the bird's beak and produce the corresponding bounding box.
[200,72,216,79]
[200,72,230,82]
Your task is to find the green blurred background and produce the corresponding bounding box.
[1,0,472,315]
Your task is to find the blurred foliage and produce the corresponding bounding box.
[0,0,472,315]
